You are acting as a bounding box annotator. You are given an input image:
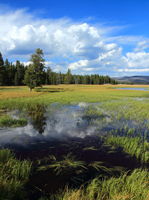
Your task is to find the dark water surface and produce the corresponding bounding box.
[1,103,148,198]
[0,102,147,149]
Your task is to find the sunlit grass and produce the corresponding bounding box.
[0,84,149,110]
[0,115,27,127]
[105,136,149,163]
[45,169,149,200]
[1,84,149,199]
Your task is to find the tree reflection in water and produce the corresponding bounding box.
[27,104,47,134]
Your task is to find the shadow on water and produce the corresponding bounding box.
[24,135,143,199]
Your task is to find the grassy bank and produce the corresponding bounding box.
[0,84,149,110]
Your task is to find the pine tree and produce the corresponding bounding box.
[14,61,25,85]
[24,48,45,90]
[65,69,73,84]
[0,52,5,86]
[24,64,37,91]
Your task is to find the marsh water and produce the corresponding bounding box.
[0,102,148,196]
[116,87,149,91]
[0,102,148,148]
[0,103,148,159]
[0,103,102,146]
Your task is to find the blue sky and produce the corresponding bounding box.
[0,0,149,76]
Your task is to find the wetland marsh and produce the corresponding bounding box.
[0,84,149,200]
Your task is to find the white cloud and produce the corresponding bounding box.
[134,40,149,52]
[124,52,149,68]
[0,9,105,60]
[68,44,125,74]
[1,7,149,75]
[118,68,149,72]
[69,60,89,70]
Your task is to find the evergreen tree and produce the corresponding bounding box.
[0,52,5,86]
[24,64,37,91]
[0,50,118,87]
[65,69,73,84]
[14,61,25,85]
[24,48,45,90]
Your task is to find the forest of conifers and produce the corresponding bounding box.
[0,51,117,86]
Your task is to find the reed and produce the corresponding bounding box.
[60,169,149,200]
[105,136,149,163]
[0,149,32,200]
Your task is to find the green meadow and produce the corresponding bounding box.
[0,84,149,200]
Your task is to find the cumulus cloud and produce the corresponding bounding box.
[68,44,125,74]
[0,7,149,75]
[124,52,149,68]
[0,9,104,60]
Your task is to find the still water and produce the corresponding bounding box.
[116,87,149,91]
[0,102,148,149]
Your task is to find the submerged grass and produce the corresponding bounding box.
[37,153,87,175]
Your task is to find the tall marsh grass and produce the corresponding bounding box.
[0,149,32,200]
[40,169,149,200]
[105,136,149,163]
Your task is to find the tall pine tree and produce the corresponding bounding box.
[0,52,5,86]
[24,48,45,90]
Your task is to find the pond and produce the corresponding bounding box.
[0,103,148,197]
[116,87,149,91]
[0,102,148,149]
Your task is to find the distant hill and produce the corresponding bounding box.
[114,76,149,84]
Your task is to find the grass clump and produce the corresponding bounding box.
[38,153,86,175]
[61,169,149,200]
[83,106,106,121]
[105,136,149,163]
[0,115,27,127]
[0,149,32,200]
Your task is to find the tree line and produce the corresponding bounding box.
[0,49,118,90]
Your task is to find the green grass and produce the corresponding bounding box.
[105,136,149,163]
[0,115,27,127]
[0,85,149,126]
[37,153,87,175]
[0,149,32,200]
[0,84,149,110]
[0,85,149,199]
[40,169,149,200]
